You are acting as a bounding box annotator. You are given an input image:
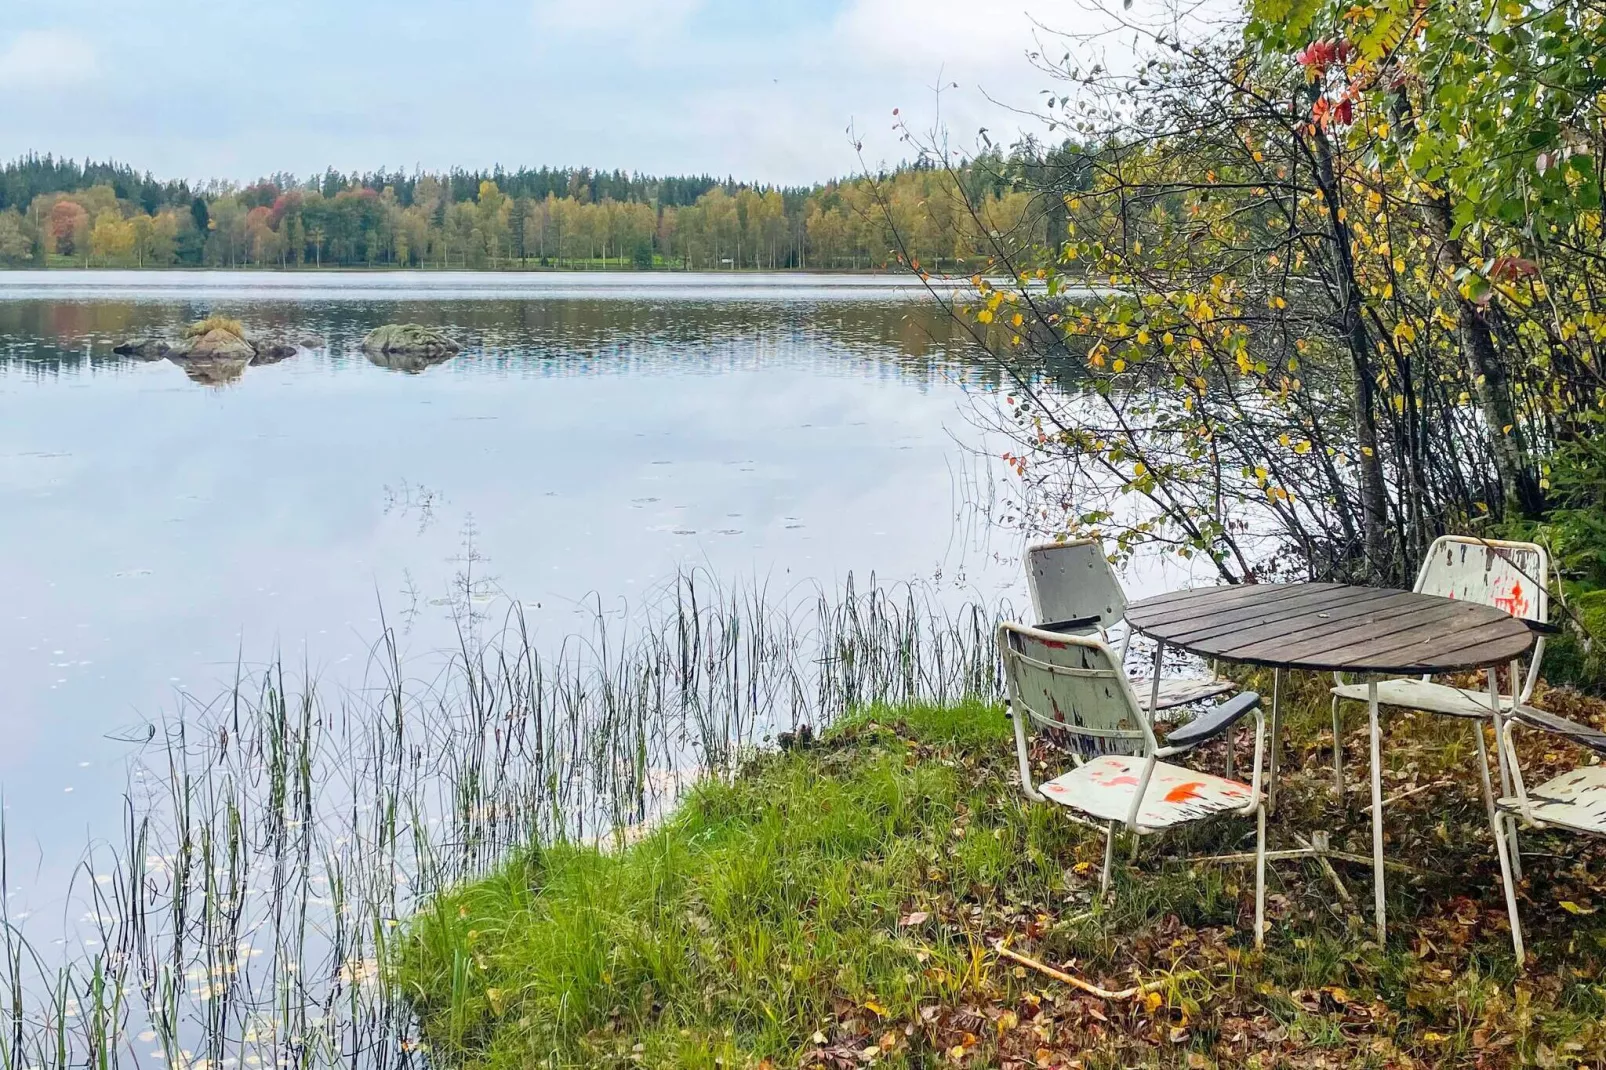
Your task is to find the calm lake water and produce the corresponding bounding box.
[0,271,1030,911]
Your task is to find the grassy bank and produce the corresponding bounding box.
[396,685,1606,1069]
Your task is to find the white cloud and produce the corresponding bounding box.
[835,0,1042,74]
[0,29,99,89]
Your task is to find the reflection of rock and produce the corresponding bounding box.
[361,324,461,360]
[365,349,455,374]
[167,355,249,386]
[113,339,170,360]
[297,333,326,350]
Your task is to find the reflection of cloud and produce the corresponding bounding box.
[0,29,99,89]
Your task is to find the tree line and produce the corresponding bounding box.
[0,151,1084,272]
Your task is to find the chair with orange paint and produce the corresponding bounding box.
[998,622,1271,944]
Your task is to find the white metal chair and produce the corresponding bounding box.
[998,622,1270,944]
[1493,705,1606,963]
[1025,539,1237,713]
[1330,536,1551,871]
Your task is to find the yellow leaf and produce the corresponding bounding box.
[865,999,888,1017]
[977,309,993,324]
[1143,991,1163,1013]
[1112,359,1126,373]
[1294,440,1312,455]
[1559,900,1596,915]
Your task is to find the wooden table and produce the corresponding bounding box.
[1126,582,1534,945]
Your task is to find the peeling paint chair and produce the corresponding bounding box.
[1330,536,1552,869]
[1025,539,1237,714]
[998,622,1269,944]
[1493,705,1606,962]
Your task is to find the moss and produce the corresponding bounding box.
[182,314,246,340]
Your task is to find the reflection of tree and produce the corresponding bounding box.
[0,294,1011,391]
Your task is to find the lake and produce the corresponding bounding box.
[0,271,1228,1066]
[0,272,1021,912]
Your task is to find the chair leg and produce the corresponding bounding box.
[1254,804,1267,949]
[1488,778,1527,966]
[1487,671,1526,964]
[1101,820,1117,898]
[1495,666,1524,882]
[1473,720,1501,851]
[1331,693,1344,797]
[1367,680,1387,946]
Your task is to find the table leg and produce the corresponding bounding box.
[1331,690,1344,797]
[1368,678,1386,945]
[1487,669,1526,965]
[1148,641,1164,723]
[1268,668,1283,815]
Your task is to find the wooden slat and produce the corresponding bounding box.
[1126,582,1338,631]
[1139,584,1369,641]
[1126,582,1533,674]
[1165,587,1405,649]
[1224,598,1468,665]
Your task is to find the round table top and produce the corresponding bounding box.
[1126,582,1535,674]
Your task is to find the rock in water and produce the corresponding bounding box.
[113,339,170,360]
[253,340,300,364]
[360,324,461,358]
[184,328,256,362]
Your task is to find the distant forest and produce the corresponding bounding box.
[0,149,1087,272]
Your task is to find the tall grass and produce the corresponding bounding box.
[0,570,1005,1069]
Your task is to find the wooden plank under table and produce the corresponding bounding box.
[1124,581,1534,948]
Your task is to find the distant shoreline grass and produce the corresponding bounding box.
[395,687,1606,1069]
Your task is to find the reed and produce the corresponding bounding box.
[0,569,1006,1069]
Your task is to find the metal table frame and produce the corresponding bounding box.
[1127,583,1534,956]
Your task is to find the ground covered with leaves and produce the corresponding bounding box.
[395,680,1606,1069]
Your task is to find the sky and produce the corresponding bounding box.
[0,0,1073,188]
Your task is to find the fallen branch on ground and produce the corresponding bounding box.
[992,939,1203,1000]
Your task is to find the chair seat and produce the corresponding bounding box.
[1131,676,1237,712]
[1332,678,1511,719]
[1499,766,1606,836]
[1039,755,1257,830]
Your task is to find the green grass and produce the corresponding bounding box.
[396,689,1606,1069]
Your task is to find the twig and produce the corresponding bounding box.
[992,940,1202,1000]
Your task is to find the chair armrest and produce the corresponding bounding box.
[1036,615,1103,634]
[1509,705,1606,757]
[1163,691,1262,750]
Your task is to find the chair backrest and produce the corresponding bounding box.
[1415,536,1549,623]
[998,622,1153,758]
[1025,539,1127,630]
